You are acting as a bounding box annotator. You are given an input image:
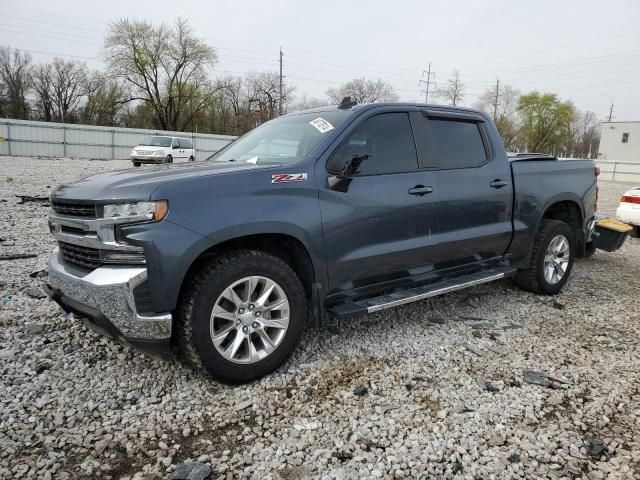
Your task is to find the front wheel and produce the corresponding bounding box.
[165,155,173,164]
[177,250,307,384]
[516,219,575,295]
[133,162,141,167]
[188,156,195,162]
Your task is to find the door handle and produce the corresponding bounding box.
[490,179,509,189]
[408,185,433,196]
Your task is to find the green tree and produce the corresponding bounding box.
[517,92,576,154]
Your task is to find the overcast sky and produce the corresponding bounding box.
[1,0,639,121]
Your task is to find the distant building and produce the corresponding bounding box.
[598,121,640,161]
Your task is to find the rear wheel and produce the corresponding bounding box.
[133,162,141,167]
[516,219,575,295]
[178,250,307,384]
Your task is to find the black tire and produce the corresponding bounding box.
[133,162,141,167]
[165,155,173,164]
[582,241,596,258]
[515,219,575,295]
[188,156,194,162]
[177,250,307,384]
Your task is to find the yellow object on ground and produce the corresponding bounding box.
[596,218,633,233]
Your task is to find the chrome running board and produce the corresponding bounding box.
[329,266,516,317]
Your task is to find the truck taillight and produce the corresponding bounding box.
[621,195,640,205]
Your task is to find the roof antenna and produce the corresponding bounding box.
[338,96,358,109]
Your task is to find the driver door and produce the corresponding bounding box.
[317,111,440,296]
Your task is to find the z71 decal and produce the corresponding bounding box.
[271,173,308,184]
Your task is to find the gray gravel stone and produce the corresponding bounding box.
[0,156,639,479]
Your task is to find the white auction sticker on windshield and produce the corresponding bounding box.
[309,117,334,133]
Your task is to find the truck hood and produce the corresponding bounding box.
[51,161,272,203]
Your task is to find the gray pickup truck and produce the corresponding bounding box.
[45,100,598,383]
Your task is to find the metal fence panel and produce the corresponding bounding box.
[0,118,236,161]
[596,161,640,184]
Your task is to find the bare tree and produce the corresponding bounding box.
[567,110,600,158]
[289,94,331,112]
[436,70,465,106]
[245,71,295,124]
[476,84,520,150]
[0,46,32,119]
[49,58,87,122]
[104,18,217,131]
[326,77,398,104]
[32,64,55,121]
[82,71,128,126]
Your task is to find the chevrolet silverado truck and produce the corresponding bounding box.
[45,99,598,384]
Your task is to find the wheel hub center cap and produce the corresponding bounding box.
[239,311,254,327]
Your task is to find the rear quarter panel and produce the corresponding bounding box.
[509,159,597,266]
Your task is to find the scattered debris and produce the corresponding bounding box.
[488,434,506,447]
[171,462,211,480]
[26,324,45,334]
[476,376,500,393]
[0,253,37,261]
[586,439,607,459]
[34,362,51,375]
[25,287,47,299]
[466,345,483,356]
[428,317,446,325]
[552,301,566,310]
[275,465,312,480]
[29,269,48,278]
[293,420,321,430]
[16,195,50,205]
[234,399,253,411]
[501,323,523,330]
[569,444,586,459]
[451,461,463,474]
[507,453,520,464]
[454,406,475,414]
[523,370,561,389]
[353,385,368,396]
[303,386,314,396]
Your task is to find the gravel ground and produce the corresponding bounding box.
[1,156,639,480]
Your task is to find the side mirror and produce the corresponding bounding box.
[338,154,369,178]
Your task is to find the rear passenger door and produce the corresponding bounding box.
[410,110,513,267]
[318,110,440,296]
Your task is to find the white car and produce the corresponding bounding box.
[616,186,640,236]
[129,135,195,167]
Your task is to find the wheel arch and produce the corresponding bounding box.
[177,228,326,327]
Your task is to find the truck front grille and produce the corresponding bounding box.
[58,241,102,269]
[52,202,97,218]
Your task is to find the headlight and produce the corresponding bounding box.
[153,150,165,156]
[129,149,137,156]
[102,200,168,222]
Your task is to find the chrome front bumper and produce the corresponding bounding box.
[47,249,172,340]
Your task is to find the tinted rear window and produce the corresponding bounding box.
[428,119,487,169]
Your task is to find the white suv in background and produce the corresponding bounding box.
[130,135,195,167]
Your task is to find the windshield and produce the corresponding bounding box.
[210,111,350,164]
[139,136,172,147]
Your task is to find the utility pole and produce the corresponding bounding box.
[278,48,284,116]
[607,103,614,122]
[419,63,436,103]
[493,78,500,121]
